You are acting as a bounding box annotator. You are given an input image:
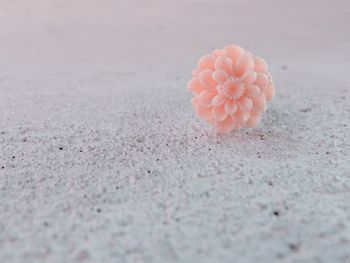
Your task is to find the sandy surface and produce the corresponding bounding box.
[1,0,350,262]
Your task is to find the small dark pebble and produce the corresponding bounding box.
[208,148,211,151]
[326,151,331,154]
[1,166,4,169]
[147,170,151,174]
[116,186,120,190]
[156,158,159,161]
[1,131,5,135]
[194,137,197,139]
[12,156,15,159]
[300,108,311,113]
[288,243,300,252]
[97,208,101,213]
[268,181,273,186]
[79,150,83,153]
[59,147,63,150]
[273,210,280,216]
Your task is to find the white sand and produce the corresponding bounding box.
[0,0,350,262]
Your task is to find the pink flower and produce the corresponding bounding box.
[187,45,275,133]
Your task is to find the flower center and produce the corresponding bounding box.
[217,77,245,99]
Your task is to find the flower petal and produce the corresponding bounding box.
[235,52,255,77]
[212,69,228,84]
[214,56,233,75]
[198,90,216,107]
[223,45,244,64]
[212,49,226,57]
[198,55,215,71]
[192,69,199,77]
[254,57,268,73]
[191,96,199,107]
[240,70,257,84]
[252,93,267,112]
[245,84,261,97]
[233,110,250,125]
[196,105,212,120]
[199,69,216,88]
[238,97,253,112]
[187,77,204,95]
[215,116,236,133]
[245,112,262,128]
[264,82,275,101]
[212,105,227,121]
[212,94,227,107]
[224,99,238,115]
[255,73,268,90]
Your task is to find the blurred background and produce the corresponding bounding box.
[0,1,349,263]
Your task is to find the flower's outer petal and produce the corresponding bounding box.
[196,105,212,120]
[238,97,253,112]
[264,82,275,101]
[199,69,216,88]
[187,77,205,95]
[212,105,227,121]
[224,45,244,64]
[198,55,216,71]
[234,110,250,125]
[245,112,262,128]
[252,93,267,112]
[254,57,268,73]
[212,94,227,107]
[212,69,228,84]
[241,70,257,84]
[212,49,226,57]
[192,69,199,77]
[245,84,261,97]
[215,116,236,133]
[206,118,215,126]
[255,73,268,91]
[215,56,233,75]
[235,52,255,77]
[198,90,216,107]
[191,96,199,107]
[224,99,238,115]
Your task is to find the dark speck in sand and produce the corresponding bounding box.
[300,108,312,113]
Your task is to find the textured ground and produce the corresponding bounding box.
[1,0,350,262]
